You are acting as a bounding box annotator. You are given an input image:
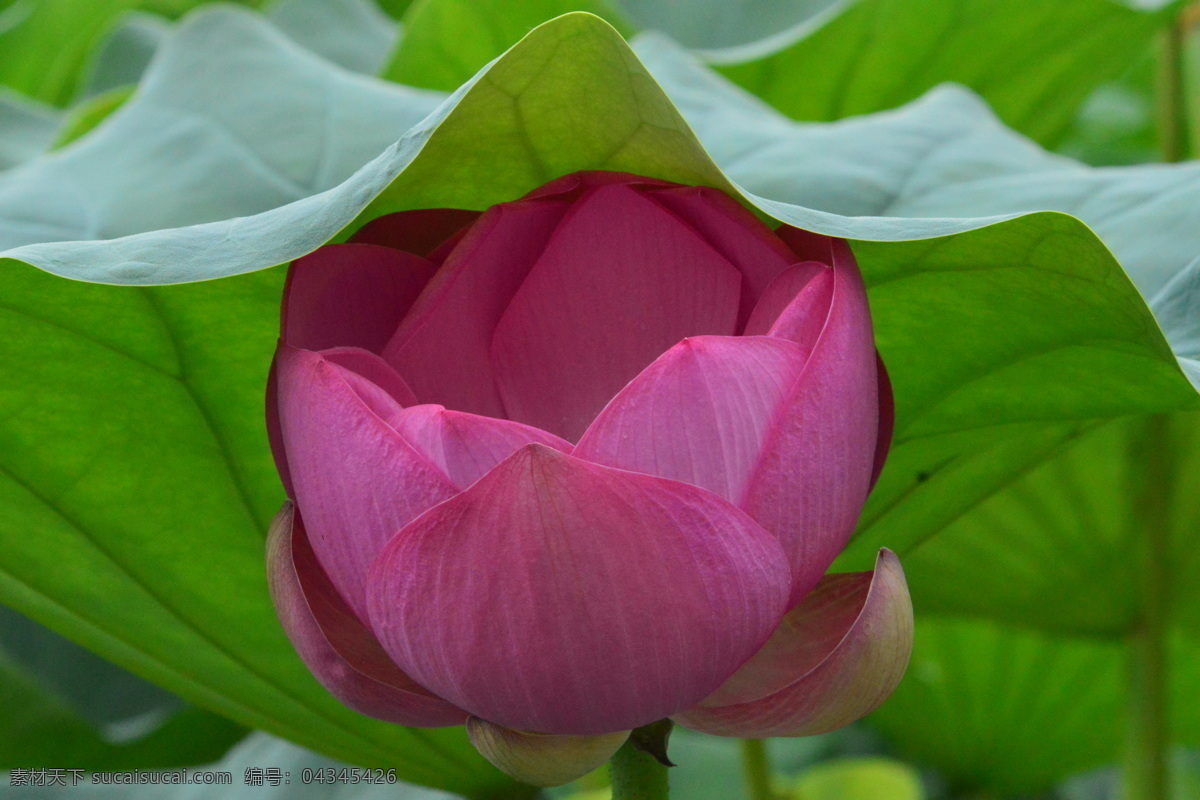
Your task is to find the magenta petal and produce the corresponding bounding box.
[268,349,419,500]
[391,405,572,489]
[491,185,742,441]
[276,343,457,621]
[266,504,466,726]
[282,244,435,354]
[673,550,912,738]
[349,208,481,260]
[743,241,880,604]
[575,336,808,506]
[775,225,836,263]
[317,346,419,409]
[872,353,895,488]
[743,263,830,347]
[382,199,571,417]
[366,445,791,735]
[649,186,794,324]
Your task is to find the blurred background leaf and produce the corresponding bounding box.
[2,1,1200,798]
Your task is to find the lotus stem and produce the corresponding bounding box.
[1123,415,1174,800]
[609,736,670,800]
[1157,4,1195,162]
[740,739,776,800]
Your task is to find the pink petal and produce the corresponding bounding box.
[872,353,895,488]
[366,444,791,736]
[269,345,416,502]
[575,336,809,506]
[743,240,880,605]
[266,503,466,726]
[673,549,912,737]
[318,346,419,408]
[382,199,572,417]
[349,208,481,260]
[775,225,836,263]
[390,404,572,489]
[649,186,795,325]
[282,244,435,354]
[743,263,831,347]
[490,184,743,441]
[275,343,457,621]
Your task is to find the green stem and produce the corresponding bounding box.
[610,738,669,800]
[1157,6,1193,162]
[1123,415,1174,800]
[740,739,776,800]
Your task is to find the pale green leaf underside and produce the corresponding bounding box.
[0,9,1196,796]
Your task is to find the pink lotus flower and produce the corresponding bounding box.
[265,171,913,784]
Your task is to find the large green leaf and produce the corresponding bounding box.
[869,618,1200,796]
[706,0,1181,146]
[382,0,629,91]
[0,9,1196,796]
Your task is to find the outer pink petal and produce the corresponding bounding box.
[490,184,742,441]
[381,199,571,417]
[266,503,466,727]
[276,343,457,621]
[281,244,435,354]
[872,353,895,488]
[649,186,795,325]
[349,208,481,260]
[390,404,572,489]
[743,240,880,604]
[366,444,791,736]
[574,336,808,506]
[267,345,416,501]
[673,549,912,738]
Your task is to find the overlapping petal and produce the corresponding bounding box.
[281,244,435,354]
[649,186,795,324]
[366,444,792,735]
[575,335,809,506]
[390,404,572,489]
[673,550,912,738]
[349,208,481,260]
[275,343,457,621]
[741,240,880,603]
[490,184,743,441]
[266,504,465,727]
[382,199,571,417]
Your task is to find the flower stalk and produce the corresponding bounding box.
[1158,4,1196,162]
[740,739,776,800]
[609,730,671,800]
[1123,415,1175,800]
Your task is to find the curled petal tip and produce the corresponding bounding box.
[674,549,913,738]
[466,718,628,787]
